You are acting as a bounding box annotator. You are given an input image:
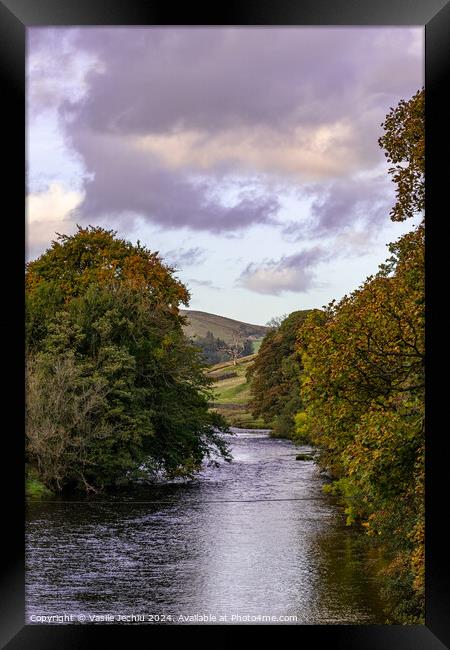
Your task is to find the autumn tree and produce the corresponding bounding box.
[26,226,230,492]
[297,89,425,623]
[378,87,424,223]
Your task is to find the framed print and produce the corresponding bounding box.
[1,0,449,647]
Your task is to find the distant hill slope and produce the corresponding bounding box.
[180,309,268,344]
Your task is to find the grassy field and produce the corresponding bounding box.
[251,339,263,353]
[208,356,253,405]
[207,354,268,429]
[181,309,268,344]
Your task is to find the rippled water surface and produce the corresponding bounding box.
[26,430,386,624]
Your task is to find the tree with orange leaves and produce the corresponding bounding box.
[26,226,229,493]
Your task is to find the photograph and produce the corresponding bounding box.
[24,24,425,628]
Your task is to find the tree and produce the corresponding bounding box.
[378,88,424,223]
[26,349,111,492]
[298,226,424,621]
[265,314,288,330]
[192,330,233,365]
[218,332,246,366]
[247,310,311,437]
[297,89,425,622]
[26,226,230,492]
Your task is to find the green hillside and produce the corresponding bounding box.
[206,354,266,429]
[180,309,268,344]
[181,310,269,426]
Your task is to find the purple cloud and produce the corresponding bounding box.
[283,173,395,243]
[67,129,280,232]
[188,278,222,291]
[61,27,422,139]
[163,247,207,267]
[28,27,423,237]
[238,247,330,295]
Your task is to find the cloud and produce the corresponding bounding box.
[27,29,99,118]
[132,121,360,181]
[63,27,422,183]
[66,130,281,232]
[27,27,423,236]
[282,172,395,243]
[64,27,422,139]
[26,182,84,259]
[188,278,222,290]
[163,246,207,267]
[238,247,330,295]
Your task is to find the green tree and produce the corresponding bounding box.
[26,226,229,492]
[247,310,311,438]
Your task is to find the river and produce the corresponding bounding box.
[26,429,386,625]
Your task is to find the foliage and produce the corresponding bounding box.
[26,226,230,492]
[192,329,253,365]
[247,310,311,438]
[378,87,424,223]
[25,467,54,499]
[293,411,310,444]
[297,89,425,622]
[192,330,229,364]
[298,225,424,622]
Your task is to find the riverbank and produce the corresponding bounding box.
[25,470,54,499]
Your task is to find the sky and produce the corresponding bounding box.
[26,27,423,325]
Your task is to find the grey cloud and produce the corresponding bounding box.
[29,27,422,235]
[188,278,222,290]
[283,174,395,243]
[61,27,422,139]
[238,247,330,295]
[163,247,206,267]
[69,130,280,232]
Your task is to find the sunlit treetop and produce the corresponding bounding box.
[378,87,424,223]
[25,225,190,311]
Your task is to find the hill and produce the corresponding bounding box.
[180,310,268,345]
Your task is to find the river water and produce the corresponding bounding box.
[26,429,386,625]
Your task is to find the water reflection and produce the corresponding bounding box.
[26,430,386,624]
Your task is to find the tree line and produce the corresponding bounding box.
[193,330,253,365]
[246,89,424,623]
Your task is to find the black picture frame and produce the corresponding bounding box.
[1,0,449,647]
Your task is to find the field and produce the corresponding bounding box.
[251,339,263,353]
[206,354,268,429]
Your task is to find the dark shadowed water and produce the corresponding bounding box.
[26,430,387,625]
